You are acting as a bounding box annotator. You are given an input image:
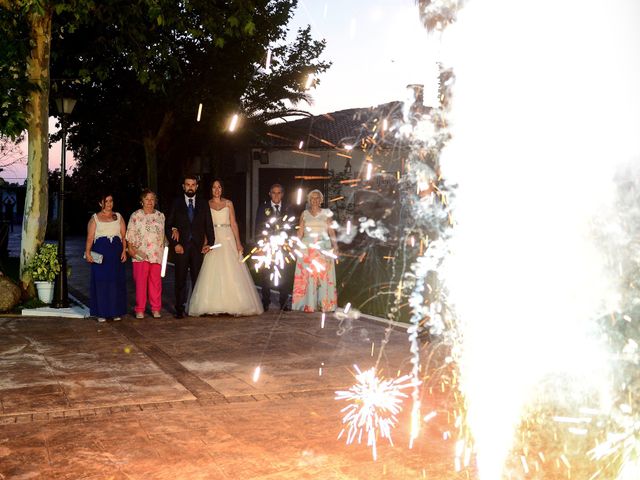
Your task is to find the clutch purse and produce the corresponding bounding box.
[83,251,104,264]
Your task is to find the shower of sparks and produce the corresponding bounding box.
[336,366,415,460]
[251,215,301,285]
[196,103,203,122]
[228,113,239,132]
[160,246,169,278]
[439,0,640,478]
[252,366,261,383]
[365,162,373,180]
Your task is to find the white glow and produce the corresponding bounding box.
[160,246,169,277]
[298,140,304,149]
[440,1,640,478]
[365,162,373,180]
[305,73,314,89]
[196,103,202,122]
[228,113,239,132]
[321,312,326,328]
[265,48,272,73]
[253,366,261,382]
[296,188,303,205]
[349,17,357,39]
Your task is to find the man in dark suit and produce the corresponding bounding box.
[254,183,294,311]
[165,175,215,318]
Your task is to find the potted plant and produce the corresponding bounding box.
[25,243,60,304]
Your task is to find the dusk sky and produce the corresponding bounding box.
[4,0,433,183]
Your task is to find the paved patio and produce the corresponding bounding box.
[0,234,463,479]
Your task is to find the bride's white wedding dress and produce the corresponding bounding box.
[188,206,264,316]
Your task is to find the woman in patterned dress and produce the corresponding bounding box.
[292,189,338,312]
[126,189,166,319]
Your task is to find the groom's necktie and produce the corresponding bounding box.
[274,204,280,216]
[188,198,194,223]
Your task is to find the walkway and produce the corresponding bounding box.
[1,233,463,479]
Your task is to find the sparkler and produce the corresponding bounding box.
[265,48,272,73]
[228,113,239,132]
[365,162,373,181]
[304,73,314,89]
[251,215,299,284]
[196,103,202,122]
[160,246,169,278]
[296,188,303,205]
[336,366,415,460]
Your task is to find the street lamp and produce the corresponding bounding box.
[52,97,76,309]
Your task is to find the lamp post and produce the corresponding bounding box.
[52,97,76,309]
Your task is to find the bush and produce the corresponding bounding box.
[25,243,60,282]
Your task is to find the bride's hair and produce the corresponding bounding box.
[210,178,224,197]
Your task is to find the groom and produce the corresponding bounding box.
[255,183,294,311]
[166,175,215,318]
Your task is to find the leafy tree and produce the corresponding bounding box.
[1,0,329,290]
[52,0,329,195]
[0,0,95,290]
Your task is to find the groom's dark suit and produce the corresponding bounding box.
[166,195,215,316]
[255,200,295,309]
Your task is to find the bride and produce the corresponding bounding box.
[188,179,264,316]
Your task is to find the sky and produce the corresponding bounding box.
[288,0,437,114]
[2,0,433,184]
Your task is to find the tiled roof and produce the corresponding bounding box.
[262,101,404,150]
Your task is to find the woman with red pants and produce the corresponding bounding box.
[126,189,166,319]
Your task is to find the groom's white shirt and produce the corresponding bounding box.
[184,194,195,207]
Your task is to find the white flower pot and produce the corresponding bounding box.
[34,281,55,304]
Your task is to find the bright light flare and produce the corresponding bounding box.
[252,366,261,382]
[228,113,239,132]
[305,73,314,89]
[365,162,373,181]
[196,103,203,122]
[336,366,414,460]
[251,215,301,285]
[296,187,303,205]
[440,0,640,477]
[160,246,169,277]
[265,48,272,73]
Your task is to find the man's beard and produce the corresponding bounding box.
[184,189,196,198]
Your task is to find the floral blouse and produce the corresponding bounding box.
[125,209,166,264]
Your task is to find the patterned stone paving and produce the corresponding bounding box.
[0,235,465,478]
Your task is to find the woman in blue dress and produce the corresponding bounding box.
[84,192,127,322]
